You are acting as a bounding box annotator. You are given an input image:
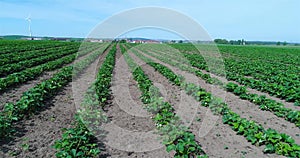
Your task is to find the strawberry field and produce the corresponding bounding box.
[0,40,299,158]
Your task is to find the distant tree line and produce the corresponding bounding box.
[214,39,246,45]
[276,41,287,46]
[214,39,296,46]
[214,39,229,44]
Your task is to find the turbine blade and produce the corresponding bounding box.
[26,13,31,20]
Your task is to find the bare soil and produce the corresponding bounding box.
[144,50,300,141]
[0,84,76,158]
[156,49,299,111]
[131,51,276,157]
[99,46,171,158]
[0,45,109,158]
[0,49,97,111]
[1,44,297,158]
[131,49,294,157]
[147,50,300,135]
[207,70,300,111]
[0,71,57,111]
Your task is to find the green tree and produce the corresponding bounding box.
[214,39,229,44]
[120,39,127,43]
[241,39,246,45]
[237,40,242,45]
[283,41,287,46]
[276,41,281,45]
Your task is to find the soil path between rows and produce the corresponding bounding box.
[128,50,282,158]
[0,44,109,158]
[204,70,300,111]
[0,46,104,111]
[154,49,299,111]
[141,49,300,143]
[99,45,171,158]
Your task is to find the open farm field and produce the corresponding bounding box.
[0,40,300,158]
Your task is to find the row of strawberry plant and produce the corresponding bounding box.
[217,45,300,65]
[0,46,60,66]
[168,44,300,105]
[226,71,300,106]
[0,66,72,138]
[181,48,300,106]
[0,42,96,66]
[54,114,101,157]
[0,44,107,92]
[0,40,73,54]
[0,54,75,92]
[0,43,110,138]
[94,44,117,104]
[223,57,299,102]
[0,46,79,77]
[0,44,74,66]
[122,46,207,157]
[137,48,300,128]
[219,45,300,74]
[54,44,115,157]
[0,44,79,66]
[225,83,300,127]
[170,43,300,71]
[145,61,300,157]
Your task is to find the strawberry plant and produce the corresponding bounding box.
[0,43,110,138]
[94,45,116,104]
[139,45,300,128]
[137,54,300,157]
[54,44,114,158]
[121,44,207,157]
[54,115,100,158]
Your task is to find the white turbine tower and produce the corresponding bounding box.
[26,14,33,40]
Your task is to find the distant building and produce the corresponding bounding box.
[51,38,71,41]
[88,39,103,43]
[146,40,160,44]
[33,37,43,40]
[127,39,160,44]
[21,37,43,40]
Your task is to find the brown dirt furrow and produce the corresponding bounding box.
[0,44,108,158]
[73,44,112,108]
[155,49,299,111]
[0,46,103,111]
[203,70,300,111]
[99,45,171,158]
[140,50,300,144]
[0,83,76,158]
[129,51,280,158]
[0,70,58,111]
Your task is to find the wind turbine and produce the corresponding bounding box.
[26,14,33,40]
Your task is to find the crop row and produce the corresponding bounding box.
[170,44,300,66]
[224,57,299,100]
[0,44,107,92]
[0,44,72,66]
[135,48,300,128]
[0,42,97,66]
[54,44,115,157]
[94,45,117,104]
[143,59,300,157]
[122,45,207,158]
[217,45,300,66]
[141,44,300,106]
[0,43,110,138]
[170,44,300,106]
[0,46,79,77]
[0,40,76,54]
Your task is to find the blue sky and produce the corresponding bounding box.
[0,0,299,42]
